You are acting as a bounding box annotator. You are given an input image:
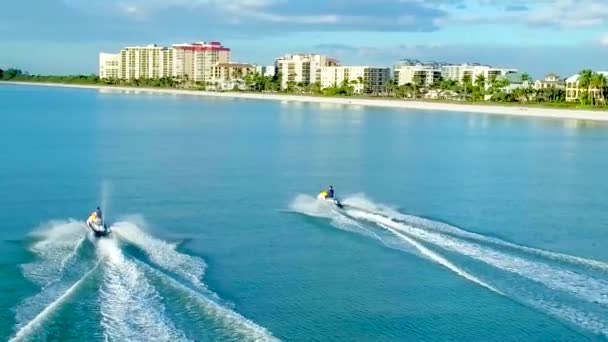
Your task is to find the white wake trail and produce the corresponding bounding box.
[392,213,608,273]
[136,260,280,342]
[347,208,608,337]
[378,223,503,295]
[344,194,608,273]
[10,261,101,342]
[109,218,279,341]
[293,194,608,337]
[290,195,501,292]
[112,220,207,289]
[97,238,188,342]
[21,220,87,286]
[352,211,608,307]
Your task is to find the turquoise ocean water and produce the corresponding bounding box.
[1,84,608,341]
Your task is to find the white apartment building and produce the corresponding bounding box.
[275,54,338,89]
[394,65,441,87]
[99,53,120,79]
[565,71,608,102]
[441,64,517,84]
[118,44,174,80]
[172,41,230,82]
[320,66,391,94]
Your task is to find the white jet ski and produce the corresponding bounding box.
[317,191,344,209]
[86,215,110,237]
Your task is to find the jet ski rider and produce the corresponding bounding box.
[328,186,335,199]
[87,206,102,226]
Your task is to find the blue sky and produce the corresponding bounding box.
[1,0,607,77]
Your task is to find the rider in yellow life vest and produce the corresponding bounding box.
[87,207,103,227]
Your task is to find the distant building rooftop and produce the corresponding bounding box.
[215,63,255,68]
[566,71,608,83]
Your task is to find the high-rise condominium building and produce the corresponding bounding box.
[99,41,230,82]
[117,45,174,80]
[173,42,230,82]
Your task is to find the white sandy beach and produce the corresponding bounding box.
[3,81,608,122]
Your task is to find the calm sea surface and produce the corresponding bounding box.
[1,84,608,341]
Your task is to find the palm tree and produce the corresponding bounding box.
[521,73,530,82]
[475,74,486,100]
[310,81,322,94]
[357,76,365,94]
[412,74,423,99]
[578,69,594,104]
[591,72,607,105]
[475,74,486,88]
[350,79,359,95]
[488,77,510,99]
[387,79,398,97]
[461,75,473,100]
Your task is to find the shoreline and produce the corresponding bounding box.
[3,81,608,122]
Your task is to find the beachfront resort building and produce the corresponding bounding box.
[118,45,174,80]
[394,64,442,87]
[565,71,608,102]
[98,45,173,80]
[320,66,391,94]
[211,63,256,90]
[275,54,338,90]
[390,60,517,88]
[172,42,231,82]
[99,53,120,79]
[534,74,565,90]
[98,41,231,82]
[441,64,517,83]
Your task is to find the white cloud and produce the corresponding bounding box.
[248,12,341,24]
[600,33,608,46]
[62,0,443,31]
[64,0,281,17]
[60,0,608,34]
[526,0,608,28]
[437,0,608,29]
